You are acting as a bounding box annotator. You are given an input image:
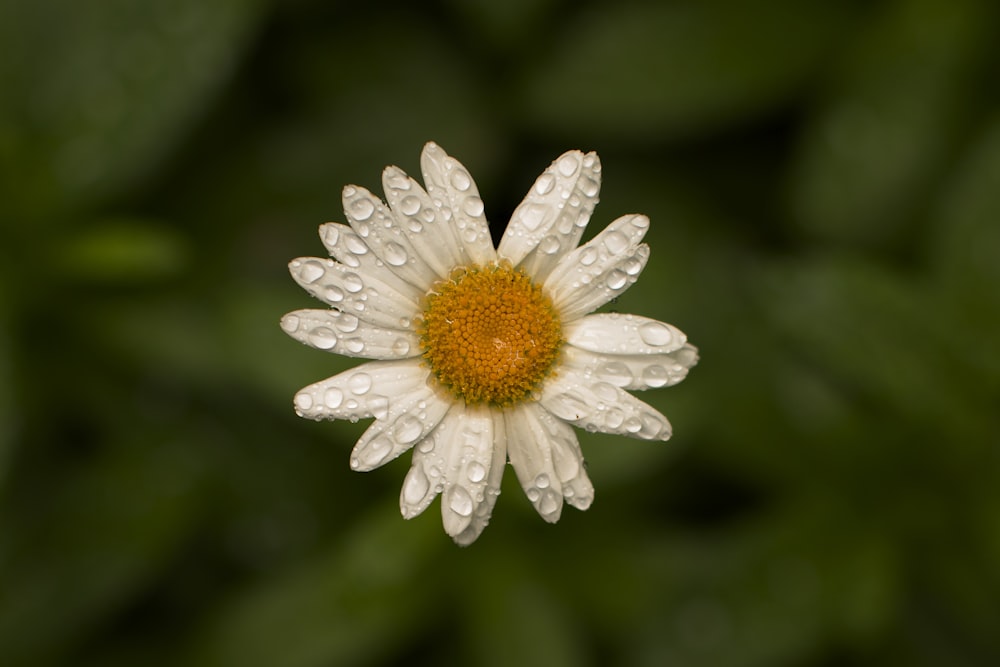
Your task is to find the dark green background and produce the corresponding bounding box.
[2,0,999,665]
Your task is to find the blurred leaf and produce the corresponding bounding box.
[787,0,994,247]
[0,0,267,217]
[520,0,849,143]
[0,286,13,488]
[0,437,208,666]
[53,218,189,283]
[180,504,440,667]
[441,0,559,52]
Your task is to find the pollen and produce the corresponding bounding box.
[418,262,563,406]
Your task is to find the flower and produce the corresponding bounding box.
[282,142,697,545]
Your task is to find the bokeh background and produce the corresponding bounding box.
[3,0,1000,665]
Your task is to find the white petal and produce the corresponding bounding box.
[383,165,465,280]
[341,185,439,290]
[543,213,649,315]
[441,403,506,544]
[399,404,507,546]
[350,386,450,471]
[292,360,429,422]
[318,222,422,298]
[564,313,689,355]
[504,403,596,518]
[498,150,601,283]
[549,243,649,322]
[420,142,497,267]
[561,343,699,391]
[288,257,420,330]
[540,368,673,441]
[280,309,421,359]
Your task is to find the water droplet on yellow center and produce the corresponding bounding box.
[418,263,562,406]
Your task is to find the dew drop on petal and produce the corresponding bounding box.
[592,381,619,402]
[362,436,393,467]
[400,195,421,216]
[308,327,336,349]
[518,203,550,231]
[535,173,555,195]
[345,234,368,255]
[394,416,423,444]
[383,242,408,266]
[467,461,486,483]
[450,169,472,191]
[539,489,560,516]
[539,235,560,254]
[315,386,341,410]
[639,321,674,347]
[348,372,372,395]
[642,364,670,388]
[351,197,375,221]
[325,286,345,303]
[342,273,364,293]
[624,417,642,433]
[463,196,485,217]
[336,313,359,333]
[294,392,313,411]
[603,230,629,254]
[624,258,643,275]
[558,154,579,177]
[369,395,389,420]
[579,247,598,266]
[605,407,625,429]
[280,314,300,333]
[448,485,474,517]
[403,466,430,505]
[300,260,326,284]
[535,473,550,489]
[599,361,633,386]
[392,338,411,356]
[344,338,365,354]
[526,487,541,502]
[606,269,628,290]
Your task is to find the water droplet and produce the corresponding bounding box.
[538,489,560,516]
[307,327,336,349]
[399,317,412,329]
[383,242,408,266]
[517,203,551,231]
[407,219,423,233]
[392,338,411,356]
[299,260,326,284]
[463,196,484,217]
[450,169,472,191]
[348,372,372,395]
[325,286,345,303]
[605,407,625,429]
[639,321,673,347]
[345,234,368,255]
[324,387,344,408]
[535,473,550,489]
[280,314,300,333]
[581,176,599,197]
[448,485,474,516]
[385,168,411,191]
[642,365,670,388]
[345,398,359,410]
[361,436,392,467]
[526,487,540,502]
[350,197,375,221]
[624,417,642,433]
[369,395,389,419]
[344,338,365,354]
[599,361,633,386]
[322,225,340,247]
[342,273,364,293]
[606,269,627,290]
[592,382,619,402]
[402,467,430,505]
[603,230,629,254]
[400,195,421,216]
[641,413,668,439]
[579,247,598,266]
[394,416,422,444]
[534,173,555,195]
[546,392,590,421]
[335,314,358,334]
[294,392,313,411]
[467,461,486,483]
[558,154,579,177]
[624,257,643,275]
[539,235,560,254]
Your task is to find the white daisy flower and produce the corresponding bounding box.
[282,142,697,545]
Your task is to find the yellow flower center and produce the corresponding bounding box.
[418,262,563,406]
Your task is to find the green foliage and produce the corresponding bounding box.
[2,0,999,665]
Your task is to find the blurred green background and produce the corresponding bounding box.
[2,0,999,665]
